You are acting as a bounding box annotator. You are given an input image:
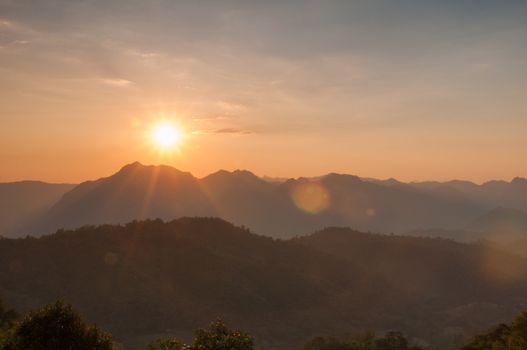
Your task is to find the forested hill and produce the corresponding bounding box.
[2,218,527,349]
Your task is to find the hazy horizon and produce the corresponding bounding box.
[3,2,527,349]
[0,161,524,185]
[2,160,527,185]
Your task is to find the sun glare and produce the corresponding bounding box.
[150,122,182,150]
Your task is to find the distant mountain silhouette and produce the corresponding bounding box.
[403,228,484,242]
[0,181,75,237]
[409,178,527,212]
[2,218,527,349]
[402,207,527,249]
[467,207,527,241]
[18,162,215,237]
[13,162,486,238]
[6,162,527,240]
[292,172,482,233]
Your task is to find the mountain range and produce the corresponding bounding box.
[2,162,527,242]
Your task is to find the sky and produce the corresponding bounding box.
[1,0,526,183]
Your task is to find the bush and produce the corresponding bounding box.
[149,320,253,350]
[2,301,117,350]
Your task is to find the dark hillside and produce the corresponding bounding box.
[2,219,527,349]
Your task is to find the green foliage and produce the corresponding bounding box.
[297,331,421,350]
[508,311,527,349]
[0,299,18,349]
[150,320,253,350]
[147,338,188,350]
[0,300,17,331]
[2,301,116,350]
[193,320,254,350]
[462,311,527,350]
[303,336,348,350]
[375,331,409,350]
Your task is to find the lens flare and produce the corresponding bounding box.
[366,208,376,217]
[291,182,330,214]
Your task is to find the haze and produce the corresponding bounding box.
[4,3,527,349]
[1,0,526,183]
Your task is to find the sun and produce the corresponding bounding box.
[150,121,182,150]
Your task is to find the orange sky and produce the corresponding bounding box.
[1,1,526,184]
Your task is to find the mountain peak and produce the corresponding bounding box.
[203,169,260,183]
[511,177,527,186]
[322,172,362,184]
[118,161,145,173]
[115,162,192,178]
[232,169,259,180]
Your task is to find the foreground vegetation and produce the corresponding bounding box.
[0,299,424,350]
[2,299,527,350]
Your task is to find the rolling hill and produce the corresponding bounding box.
[2,218,527,349]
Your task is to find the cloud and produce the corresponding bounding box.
[99,78,133,87]
[215,128,254,134]
[126,49,161,59]
[0,19,13,27]
[217,100,249,112]
[193,128,254,135]
[0,17,38,36]
[191,115,234,122]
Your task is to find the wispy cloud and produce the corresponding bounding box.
[0,19,14,28]
[11,40,29,45]
[126,49,161,59]
[191,115,234,122]
[0,17,39,36]
[193,128,254,135]
[217,100,249,112]
[99,78,134,87]
[215,128,254,134]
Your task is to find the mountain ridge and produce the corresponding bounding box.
[3,162,527,241]
[20,163,482,238]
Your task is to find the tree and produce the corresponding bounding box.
[0,300,17,330]
[2,301,117,350]
[462,324,510,350]
[149,320,253,350]
[147,338,187,350]
[299,336,355,350]
[0,299,18,349]
[375,331,409,350]
[462,311,527,350]
[508,311,527,350]
[192,320,254,350]
[297,331,421,350]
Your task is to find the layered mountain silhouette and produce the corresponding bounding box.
[1,218,527,349]
[7,162,490,239]
[3,162,527,241]
[408,177,527,212]
[406,207,527,244]
[467,207,527,240]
